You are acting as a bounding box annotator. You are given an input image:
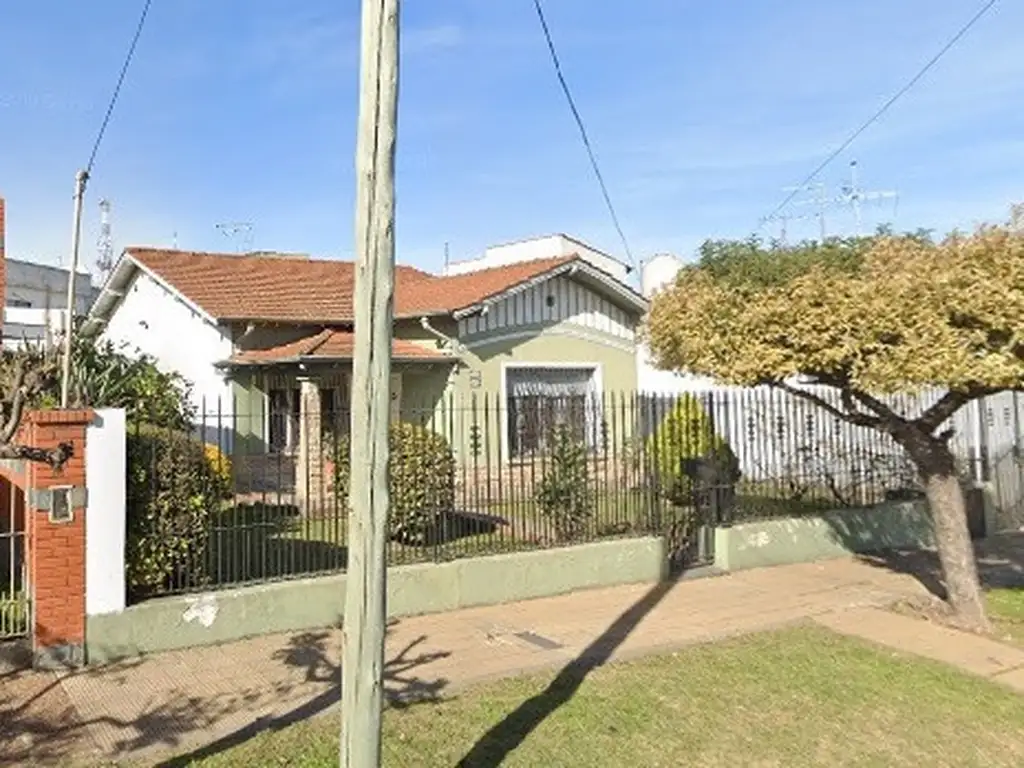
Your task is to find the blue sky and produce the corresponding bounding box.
[2,0,1022,277]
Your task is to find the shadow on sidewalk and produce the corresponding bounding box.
[157,620,450,767]
[455,578,677,768]
[1,621,448,766]
[850,533,1024,600]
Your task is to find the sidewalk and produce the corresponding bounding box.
[0,558,928,766]
[816,607,1024,692]
[0,554,1017,766]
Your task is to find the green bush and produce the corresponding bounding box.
[330,422,456,545]
[126,425,229,599]
[647,395,741,507]
[535,425,593,541]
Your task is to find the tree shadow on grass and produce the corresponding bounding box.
[1,621,449,766]
[455,579,677,768]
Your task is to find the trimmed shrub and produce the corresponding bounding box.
[535,424,593,541]
[330,422,457,545]
[647,394,741,508]
[126,425,229,599]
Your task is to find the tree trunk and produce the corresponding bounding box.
[909,438,990,633]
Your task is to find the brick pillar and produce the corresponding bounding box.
[296,377,322,511]
[24,410,92,669]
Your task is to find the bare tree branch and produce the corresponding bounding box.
[772,382,881,428]
[0,356,29,444]
[0,441,74,470]
[916,387,996,434]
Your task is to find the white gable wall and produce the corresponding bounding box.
[100,270,234,422]
[456,275,636,342]
[445,235,630,283]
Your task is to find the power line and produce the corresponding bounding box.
[86,0,153,174]
[762,0,999,226]
[531,0,636,270]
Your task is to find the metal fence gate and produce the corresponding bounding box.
[0,477,29,641]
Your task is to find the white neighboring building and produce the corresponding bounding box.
[635,253,718,394]
[444,234,632,284]
[3,258,98,349]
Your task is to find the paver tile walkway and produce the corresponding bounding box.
[815,606,1024,691]
[1,558,932,766]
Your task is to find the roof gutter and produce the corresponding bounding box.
[215,353,457,370]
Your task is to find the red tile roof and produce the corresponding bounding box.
[126,247,577,324]
[227,328,450,365]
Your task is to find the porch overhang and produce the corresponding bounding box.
[215,327,455,369]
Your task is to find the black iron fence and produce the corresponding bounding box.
[0,477,28,640]
[125,388,963,603]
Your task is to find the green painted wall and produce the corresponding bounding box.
[443,327,639,461]
[85,536,668,664]
[218,307,642,465]
[714,501,935,572]
[231,374,266,454]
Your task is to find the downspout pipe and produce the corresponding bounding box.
[419,316,467,357]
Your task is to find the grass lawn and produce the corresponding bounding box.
[172,625,1024,768]
[184,484,860,592]
[989,587,1024,648]
[0,592,28,637]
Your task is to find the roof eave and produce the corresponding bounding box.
[451,259,648,320]
[217,354,455,369]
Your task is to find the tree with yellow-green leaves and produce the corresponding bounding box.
[644,219,1024,633]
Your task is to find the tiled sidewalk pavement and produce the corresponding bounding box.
[1,558,932,766]
[816,607,1024,693]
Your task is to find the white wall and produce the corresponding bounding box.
[86,408,126,617]
[100,269,234,421]
[445,235,630,283]
[636,253,717,393]
[5,258,97,314]
[456,274,636,342]
[3,259,99,348]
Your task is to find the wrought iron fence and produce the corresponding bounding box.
[125,387,990,603]
[0,477,28,640]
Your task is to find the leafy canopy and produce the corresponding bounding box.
[644,225,1024,395]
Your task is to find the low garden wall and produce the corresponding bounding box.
[714,500,935,572]
[85,536,668,663]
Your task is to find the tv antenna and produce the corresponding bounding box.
[835,160,899,236]
[215,221,254,253]
[96,199,115,281]
[760,182,834,244]
[762,161,899,241]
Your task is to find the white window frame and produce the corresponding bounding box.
[499,362,604,460]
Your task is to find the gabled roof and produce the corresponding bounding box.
[223,328,452,367]
[84,246,647,332]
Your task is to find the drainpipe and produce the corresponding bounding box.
[419,316,467,357]
[235,322,257,346]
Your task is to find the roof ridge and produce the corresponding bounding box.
[436,254,577,281]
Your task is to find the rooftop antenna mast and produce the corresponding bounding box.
[835,160,899,236]
[96,198,115,282]
[215,221,254,253]
[760,182,836,244]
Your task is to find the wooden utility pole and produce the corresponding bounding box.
[341,1,400,767]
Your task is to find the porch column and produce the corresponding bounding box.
[296,377,323,511]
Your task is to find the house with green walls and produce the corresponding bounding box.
[83,235,648,497]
